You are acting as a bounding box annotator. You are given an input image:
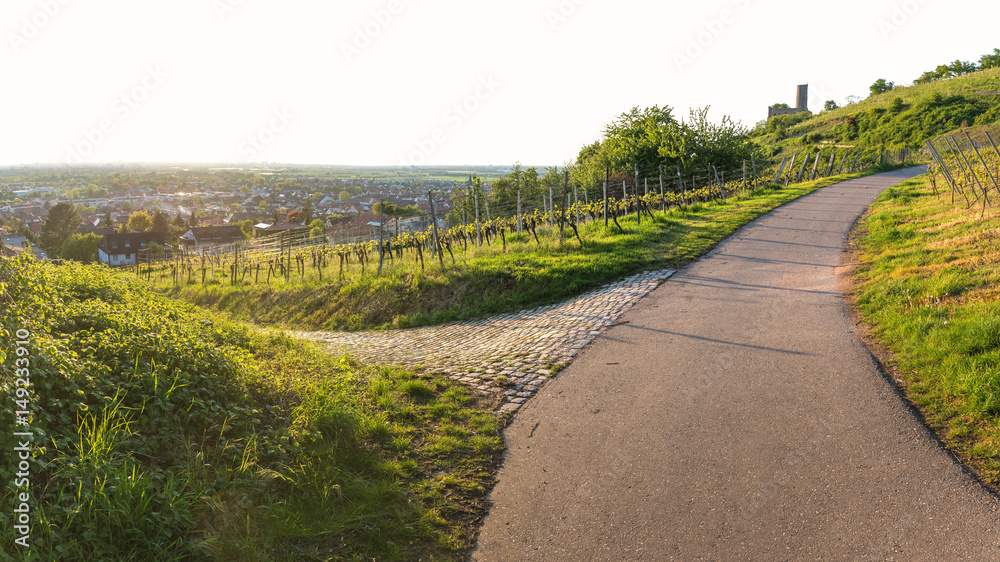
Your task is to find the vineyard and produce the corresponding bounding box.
[926,125,1000,210]
[125,152,905,297]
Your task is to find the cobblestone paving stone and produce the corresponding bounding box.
[296,269,675,414]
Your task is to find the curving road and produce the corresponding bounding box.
[471,167,1000,560]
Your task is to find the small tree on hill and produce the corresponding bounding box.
[869,78,895,97]
[980,48,1000,70]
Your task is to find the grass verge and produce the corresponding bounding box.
[158,168,911,332]
[0,255,503,560]
[853,174,1000,485]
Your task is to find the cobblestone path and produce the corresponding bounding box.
[297,269,675,413]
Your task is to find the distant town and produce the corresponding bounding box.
[0,165,513,265]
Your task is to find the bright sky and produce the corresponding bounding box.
[1,0,995,168]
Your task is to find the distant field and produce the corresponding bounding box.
[0,164,517,187]
[257,165,514,182]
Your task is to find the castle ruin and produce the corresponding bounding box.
[768,85,810,119]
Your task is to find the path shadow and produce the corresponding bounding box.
[621,323,818,356]
[677,276,840,296]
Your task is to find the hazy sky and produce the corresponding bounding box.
[1,0,995,167]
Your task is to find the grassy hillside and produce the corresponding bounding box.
[756,66,1000,159]
[854,174,1000,486]
[0,255,502,560]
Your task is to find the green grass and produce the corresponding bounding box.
[854,173,1000,485]
[0,255,503,560]
[153,169,907,332]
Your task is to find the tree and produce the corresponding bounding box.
[302,200,314,224]
[234,219,254,240]
[142,242,165,260]
[980,48,1000,70]
[771,103,791,109]
[125,211,153,233]
[40,202,81,257]
[870,79,895,97]
[485,163,543,213]
[338,190,351,202]
[824,100,840,111]
[570,142,610,194]
[602,105,677,177]
[59,233,101,264]
[310,219,326,237]
[101,214,114,228]
[151,211,170,233]
[660,107,762,173]
[189,211,199,226]
[948,59,978,76]
[287,210,303,224]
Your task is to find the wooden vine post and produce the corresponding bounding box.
[428,191,445,270]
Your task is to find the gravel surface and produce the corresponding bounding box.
[297,269,675,413]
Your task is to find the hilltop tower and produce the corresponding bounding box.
[768,85,810,119]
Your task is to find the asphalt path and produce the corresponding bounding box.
[471,167,1000,560]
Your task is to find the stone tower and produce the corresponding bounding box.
[768,85,811,119]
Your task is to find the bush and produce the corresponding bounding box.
[59,234,102,264]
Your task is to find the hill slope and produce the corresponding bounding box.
[756,67,1000,159]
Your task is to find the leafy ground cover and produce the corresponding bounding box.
[158,170,904,332]
[853,173,1000,485]
[0,255,503,560]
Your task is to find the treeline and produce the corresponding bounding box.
[915,48,1000,84]
[448,106,766,222]
[572,106,764,190]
